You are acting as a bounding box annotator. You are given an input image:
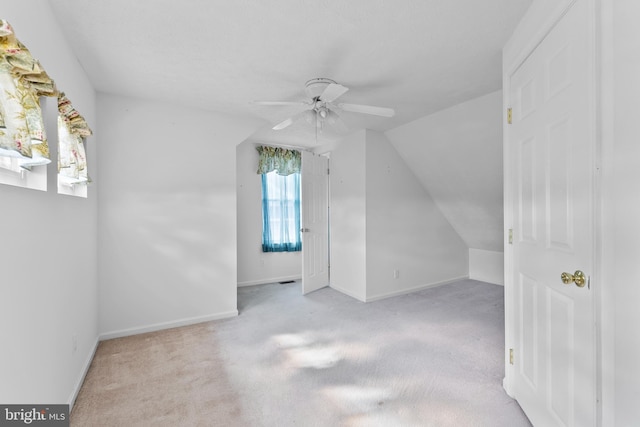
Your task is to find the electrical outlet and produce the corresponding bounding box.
[393,269,400,279]
[72,334,78,354]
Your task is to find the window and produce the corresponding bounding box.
[0,21,92,196]
[0,156,46,191]
[261,170,301,252]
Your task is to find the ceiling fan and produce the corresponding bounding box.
[254,78,395,133]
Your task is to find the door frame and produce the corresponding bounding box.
[502,0,606,423]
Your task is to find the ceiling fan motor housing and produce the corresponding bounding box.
[305,78,337,99]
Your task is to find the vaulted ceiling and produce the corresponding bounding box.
[48,0,531,146]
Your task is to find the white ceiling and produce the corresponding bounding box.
[48,0,531,147]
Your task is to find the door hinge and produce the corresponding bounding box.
[509,348,514,365]
[327,168,330,175]
[508,228,513,245]
[507,107,512,124]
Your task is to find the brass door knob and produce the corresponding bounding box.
[561,270,587,287]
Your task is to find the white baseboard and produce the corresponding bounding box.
[99,310,238,341]
[365,275,469,302]
[330,284,366,302]
[470,274,505,286]
[68,337,99,411]
[238,275,301,287]
[503,376,514,398]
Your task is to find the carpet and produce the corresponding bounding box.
[71,279,531,426]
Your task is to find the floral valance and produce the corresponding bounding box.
[58,93,92,137]
[0,19,93,186]
[0,19,56,168]
[256,145,301,176]
[58,93,91,186]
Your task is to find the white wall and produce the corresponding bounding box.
[329,130,468,302]
[365,130,468,300]
[236,140,301,287]
[610,1,640,424]
[469,249,504,286]
[329,131,368,301]
[385,91,505,253]
[97,93,260,338]
[0,3,98,406]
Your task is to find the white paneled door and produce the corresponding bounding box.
[508,1,595,426]
[301,151,329,295]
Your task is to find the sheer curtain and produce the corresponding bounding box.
[261,171,301,252]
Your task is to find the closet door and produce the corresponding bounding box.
[507,1,596,426]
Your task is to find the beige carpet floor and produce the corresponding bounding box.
[71,279,531,426]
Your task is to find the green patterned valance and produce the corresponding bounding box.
[256,145,301,176]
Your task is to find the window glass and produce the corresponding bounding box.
[261,171,301,252]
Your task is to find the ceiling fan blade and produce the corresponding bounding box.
[338,103,395,117]
[326,110,348,133]
[272,116,295,130]
[272,109,310,130]
[320,83,349,103]
[253,101,308,106]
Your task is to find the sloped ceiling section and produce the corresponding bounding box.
[385,90,504,252]
[48,0,531,147]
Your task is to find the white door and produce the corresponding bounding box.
[301,151,329,295]
[508,1,595,426]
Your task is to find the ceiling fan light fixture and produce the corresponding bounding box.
[303,109,316,125]
[327,110,348,133]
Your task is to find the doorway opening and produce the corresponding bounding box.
[236,141,330,296]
